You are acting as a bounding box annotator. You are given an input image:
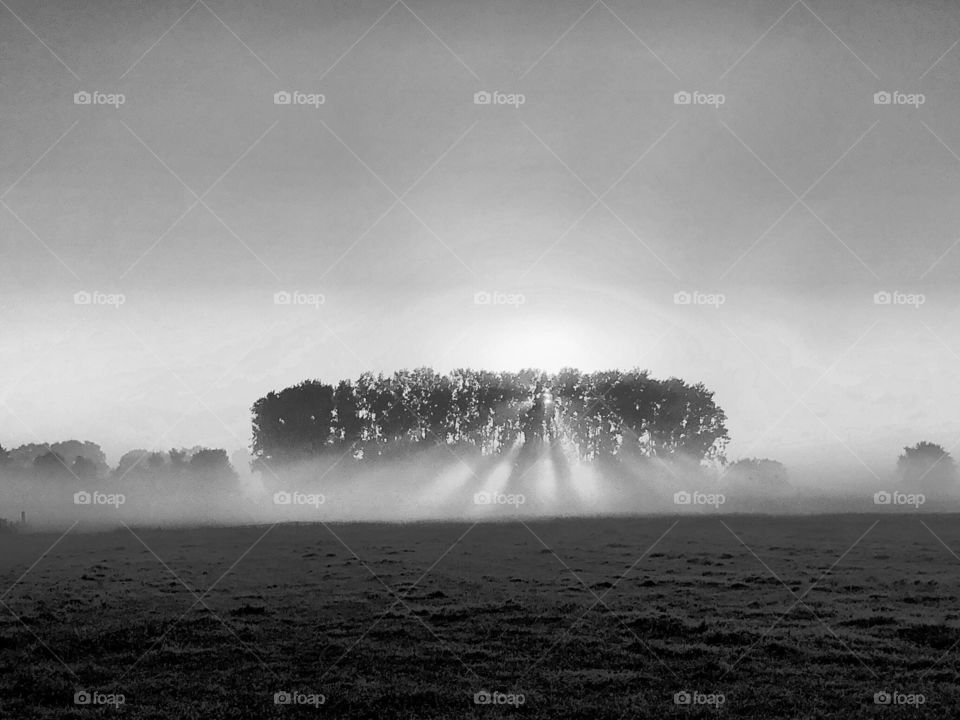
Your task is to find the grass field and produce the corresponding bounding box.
[2,514,959,718]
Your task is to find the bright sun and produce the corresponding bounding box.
[487,319,586,372]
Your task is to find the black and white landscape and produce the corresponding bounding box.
[3,0,960,717]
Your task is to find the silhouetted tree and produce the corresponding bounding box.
[897,442,957,492]
[147,452,166,471]
[251,381,337,464]
[0,444,11,483]
[71,455,99,481]
[33,451,70,480]
[11,441,108,476]
[333,379,363,449]
[188,448,238,483]
[169,448,186,467]
[115,449,152,480]
[52,441,108,476]
[251,367,729,469]
[724,458,790,492]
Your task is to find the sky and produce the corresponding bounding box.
[3,0,960,479]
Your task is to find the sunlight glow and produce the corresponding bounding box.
[417,456,477,508]
[487,319,588,372]
[532,454,558,510]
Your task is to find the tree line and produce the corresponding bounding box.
[0,442,238,485]
[251,367,730,467]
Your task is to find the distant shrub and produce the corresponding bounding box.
[723,458,790,493]
[897,441,957,491]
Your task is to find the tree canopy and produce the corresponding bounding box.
[897,441,958,491]
[723,458,790,493]
[0,441,238,487]
[251,367,729,467]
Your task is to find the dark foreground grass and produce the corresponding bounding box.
[1,514,959,718]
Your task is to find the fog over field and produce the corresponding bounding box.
[2,0,960,533]
[5,0,960,717]
[4,0,960,482]
[3,437,958,532]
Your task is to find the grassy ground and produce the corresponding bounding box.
[1,514,958,718]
